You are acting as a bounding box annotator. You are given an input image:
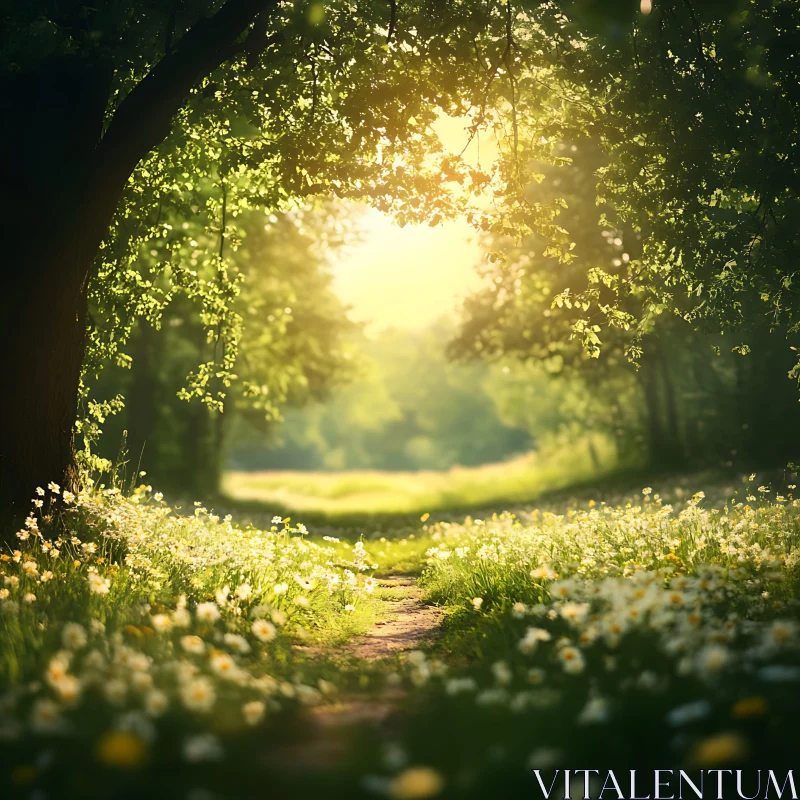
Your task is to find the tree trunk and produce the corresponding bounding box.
[0,0,276,537]
[0,56,114,532]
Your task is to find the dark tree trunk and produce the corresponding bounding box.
[0,57,115,528]
[0,0,277,537]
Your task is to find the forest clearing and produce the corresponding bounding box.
[3,0,800,796]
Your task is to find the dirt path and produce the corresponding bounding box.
[343,574,443,660]
[270,574,443,769]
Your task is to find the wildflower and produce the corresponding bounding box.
[209,652,238,679]
[364,576,376,593]
[294,595,310,608]
[691,732,749,767]
[731,696,767,719]
[696,644,729,675]
[273,582,288,596]
[104,679,127,706]
[144,690,168,717]
[181,635,205,655]
[296,576,316,591]
[558,646,586,675]
[577,696,610,725]
[53,674,81,704]
[23,593,36,603]
[88,572,110,595]
[47,482,60,494]
[242,700,266,726]
[560,601,590,623]
[215,585,230,606]
[223,633,250,654]
[764,619,796,648]
[150,613,172,633]
[389,766,445,799]
[252,619,276,642]
[35,487,45,496]
[172,607,191,628]
[96,731,148,768]
[666,699,710,727]
[183,733,222,762]
[491,661,513,685]
[61,623,88,650]
[22,561,38,577]
[234,583,252,601]
[180,677,216,713]
[62,490,75,503]
[531,565,557,581]
[30,699,61,733]
[40,570,53,582]
[472,597,483,611]
[195,602,220,624]
[519,627,552,655]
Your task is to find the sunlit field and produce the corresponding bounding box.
[224,437,618,518]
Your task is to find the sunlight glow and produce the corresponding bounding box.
[329,116,499,332]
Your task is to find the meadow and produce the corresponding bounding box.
[2,469,799,799]
[223,435,618,519]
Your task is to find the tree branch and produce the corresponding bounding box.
[98,0,280,186]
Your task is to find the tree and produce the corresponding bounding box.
[0,0,516,524]
[98,200,357,496]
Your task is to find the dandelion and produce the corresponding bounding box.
[252,619,276,642]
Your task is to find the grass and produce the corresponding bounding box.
[3,469,800,798]
[222,435,620,521]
